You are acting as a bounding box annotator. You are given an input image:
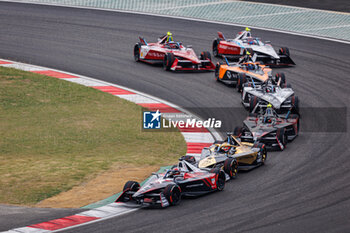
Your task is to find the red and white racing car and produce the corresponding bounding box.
[134,33,215,71]
[212,28,295,67]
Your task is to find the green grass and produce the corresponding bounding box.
[0,67,186,205]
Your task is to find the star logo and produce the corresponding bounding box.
[143,110,161,129]
[150,110,161,123]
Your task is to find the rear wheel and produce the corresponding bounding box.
[123,181,140,192]
[163,184,181,206]
[279,47,290,56]
[236,73,247,92]
[163,53,175,71]
[224,158,238,179]
[253,143,267,165]
[212,39,221,57]
[133,43,141,62]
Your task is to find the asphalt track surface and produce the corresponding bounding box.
[0,2,349,232]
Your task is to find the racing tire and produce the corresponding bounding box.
[275,73,286,86]
[249,96,260,112]
[253,143,267,165]
[209,168,226,191]
[276,128,287,150]
[215,62,221,82]
[200,51,212,61]
[236,73,247,92]
[291,95,299,113]
[233,126,243,137]
[163,53,175,71]
[212,39,222,57]
[133,43,142,62]
[279,47,290,57]
[163,184,181,206]
[224,158,238,179]
[123,181,140,192]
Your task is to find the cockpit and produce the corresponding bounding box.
[164,42,181,50]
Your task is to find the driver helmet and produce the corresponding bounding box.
[166,31,173,42]
[247,63,254,70]
[245,27,251,37]
[220,142,231,152]
[170,167,180,176]
[265,104,274,116]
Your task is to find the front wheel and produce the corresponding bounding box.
[276,128,287,150]
[200,51,212,61]
[215,62,221,81]
[210,168,226,191]
[163,184,181,206]
[236,73,246,92]
[249,96,260,112]
[275,73,286,86]
[123,181,140,192]
[224,158,238,179]
[253,143,267,165]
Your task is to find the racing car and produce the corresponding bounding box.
[215,54,275,92]
[116,159,225,208]
[134,32,215,71]
[212,28,295,67]
[234,105,299,150]
[182,133,267,178]
[242,75,299,114]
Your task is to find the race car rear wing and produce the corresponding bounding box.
[139,36,148,45]
[217,31,226,40]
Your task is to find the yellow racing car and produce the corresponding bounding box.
[182,133,267,179]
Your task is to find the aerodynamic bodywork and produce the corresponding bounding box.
[242,77,299,114]
[116,160,225,208]
[234,107,299,150]
[182,133,267,178]
[215,55,272,92]
[212,29,295,67]
[134,34,215,71]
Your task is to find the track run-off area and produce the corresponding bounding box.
[0,2,349,233]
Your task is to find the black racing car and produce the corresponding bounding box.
[116,160,225,208]
[234,107,299,150]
